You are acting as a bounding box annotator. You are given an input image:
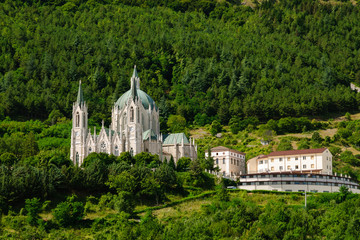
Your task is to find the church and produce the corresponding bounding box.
[70,66,197,166]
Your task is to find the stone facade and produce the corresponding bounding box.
[70,66,197,166]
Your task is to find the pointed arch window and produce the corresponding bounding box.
[76,152,79,166]
[130,107,134,122]
[137,108,140,123]
[114,145,119,156]
[76,112,80,127]
[101,142,106,152]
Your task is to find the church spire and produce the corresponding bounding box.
[131,65,139,100]
[76,80,84,106]
[132,65,138,78]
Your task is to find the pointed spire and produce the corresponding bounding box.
[132,65,138,78]
[76,80,84,106]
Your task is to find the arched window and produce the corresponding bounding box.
[101,142,106,152]
[76,112,80,127]
[89,147,92,153]
[76,152,79,166]
[114,145,119,156]
[137,108,140,123]
[82,113,85,128]
[130,107,134,122]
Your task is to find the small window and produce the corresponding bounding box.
[303,156,306,160]
[279,166,283,171]
[223,158,225,164]
[311,155,314,160]
[130,107,134,122]
[265,160,268,164]
[311,164,314,168]
[295,165,299,169]
[288,157,290,160]
[259,161,263,164]
[231,159,233,164]
[279,158,283,162]
[76,112,80,127]
[216,159,218,165]
[216,153,218,156]
[271,167,274,171]
[271,158,274,162]
[287,165,291,170]
[89,147,92,153]
[295,157,298,161]
[303,164,306,169]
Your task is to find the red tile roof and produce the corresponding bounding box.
[211,146,245,155]
[258,148,328,159]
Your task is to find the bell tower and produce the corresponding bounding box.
[128,66,143,155]
[70,80,88,166]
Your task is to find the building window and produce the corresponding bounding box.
[311,164,315,168]
[231,159,233,164]
[137,108,140,123]
[89,147,92,153]
[237,160,239,166]
[271,167,274,171]
[279,166,283,171]
[295,157,298,160]
[311,155,314,160]
[75,152,79,166]
[295,165,299,169]
[216,153,218,156]
[216,159,218,164]
[288,157,290,160]
[279,158,282,162]
[130,107,134,122]
[223,158,225,164]
[271,159,274,162]
[101,142,106,152]
[303,164,306,169]
[265,160,268,164]
[114,145,119,156]
[259,161,263,165]
[76,112,80,127]
[303,156,306,160]
[287,165,291,170]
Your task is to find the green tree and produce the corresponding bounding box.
[277,139,293,151]
[176,157,192,172]
[210,120,222,136]
[53,195,84,227]
[167,115,186,133]
[25,197,42,226]
[168,155,176,170]
[0,152,17,167]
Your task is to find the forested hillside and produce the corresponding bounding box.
[1,0,360,125]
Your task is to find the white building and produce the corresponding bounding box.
[205,146,246,177]
[240,148,360,193]
[247,148,333,175]
[70,66,197,166]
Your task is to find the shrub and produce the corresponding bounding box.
[53,195,84,227]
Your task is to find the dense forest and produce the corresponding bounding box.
[1,0,360,126]
[2,0,360,238]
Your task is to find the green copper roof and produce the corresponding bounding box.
[115,89,157,110]
[163,133,189,145]
[76,80,84,106]
[115,66,157,110]
[143,129,157,141]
